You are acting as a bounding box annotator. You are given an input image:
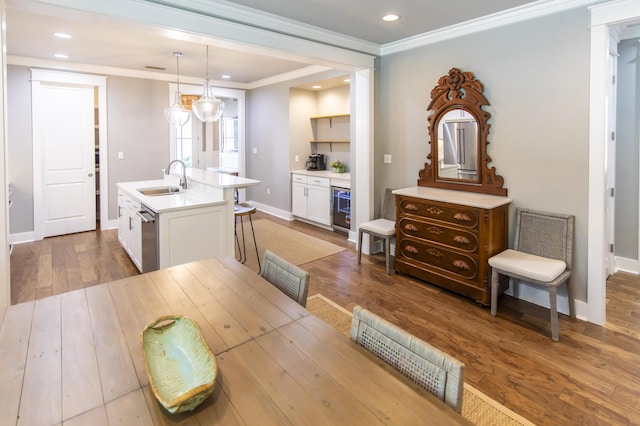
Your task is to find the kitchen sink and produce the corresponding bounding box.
[137,186,182,196]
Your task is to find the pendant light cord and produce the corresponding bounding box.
[175,52,182,92]
[205,45,209,81]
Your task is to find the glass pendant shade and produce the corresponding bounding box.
[193,45,225,122]
[165,52,190,127]
[164,91,191,126]
[192,81,225,122]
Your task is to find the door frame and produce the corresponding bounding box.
[31,69,107,240]
[588,0,640,326]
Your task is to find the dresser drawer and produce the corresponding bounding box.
[397,217,478,252]
[398,198,479,228]
[397,237,479,280]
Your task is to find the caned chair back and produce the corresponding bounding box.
[350,306,465,413]
[382,188,396,222]
[514,208,574,271]
[260,250,310,307]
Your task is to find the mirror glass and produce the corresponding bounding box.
[436,109,479,182]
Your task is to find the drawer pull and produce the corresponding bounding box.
[405,245,418,254]
[426,226,443,235]
[426,248,443,258]
[405,203,419,211]
[426,207,444,215]
[453,212,472,222]
[453,260,471,270]
[453,235,471,244]
[404,223,418,232]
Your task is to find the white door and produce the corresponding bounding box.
[39,84,96,237]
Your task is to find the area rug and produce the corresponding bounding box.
[235,219,345,273]
[306,294,537,426]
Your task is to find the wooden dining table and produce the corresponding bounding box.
[0,256,471,425]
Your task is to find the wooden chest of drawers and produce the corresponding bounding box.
[393,187,511,305]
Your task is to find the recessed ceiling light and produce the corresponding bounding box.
[221,75,231,79]
[383,14,400,22]
[312,85,322,89]
[53,32,72,39]
[54,54,68,59]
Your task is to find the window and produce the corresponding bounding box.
[222,117,238,152]
[174,116,193,167]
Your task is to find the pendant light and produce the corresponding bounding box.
[192,45,225,122]
[164,52,191,126]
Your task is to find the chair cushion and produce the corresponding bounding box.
[489,249,566,282]
[359,218,395,236]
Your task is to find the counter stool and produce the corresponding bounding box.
[234,202,261,273]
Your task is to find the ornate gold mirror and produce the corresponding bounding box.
[418,68,507,196]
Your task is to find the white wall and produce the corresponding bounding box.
[378,7,591,304]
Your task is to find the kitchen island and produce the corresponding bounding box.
[117,169,259,272]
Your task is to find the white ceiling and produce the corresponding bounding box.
[5,0,556,88]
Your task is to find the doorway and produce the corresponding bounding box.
[30,70,108,240]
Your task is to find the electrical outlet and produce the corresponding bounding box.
[267,188,271,195]
[118,152,124,159]
[295,155,299,162]
[252,147,258,154]
[383,154,392,164]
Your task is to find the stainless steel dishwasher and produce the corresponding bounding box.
[139,204,159,272]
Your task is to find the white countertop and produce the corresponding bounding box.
[393,186,512,209]
[291,169,351,181]
[117,179,226,213]
[185,168,261,189]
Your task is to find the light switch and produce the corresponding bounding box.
[384,154,392,164]
[252,147,258,154]
[295,155,299,162]
[118,152,124,159]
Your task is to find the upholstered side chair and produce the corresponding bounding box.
[358,188,396,274]
[489,208,575,341]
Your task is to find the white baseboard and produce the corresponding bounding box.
[250,201,293,221]
[614,256,640,274]
[504,280,571,316]
[101,219,118,230]
[9,231,36,244]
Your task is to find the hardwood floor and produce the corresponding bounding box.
[8,211,640,425]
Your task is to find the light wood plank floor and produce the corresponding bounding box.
[8,211,640,425]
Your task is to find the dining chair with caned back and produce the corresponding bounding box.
[350,305,465,413]
[260,250,310,307]
[489,208,575,341]
[358,188,396,274]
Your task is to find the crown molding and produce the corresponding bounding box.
[142,0,381,56]
[381,0,602,55]
[8,55,331,90]
[246,65,333,89]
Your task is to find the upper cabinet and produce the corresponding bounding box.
[310,114,350,146]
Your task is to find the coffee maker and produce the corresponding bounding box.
[305,154,327,170]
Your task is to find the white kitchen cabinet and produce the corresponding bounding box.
[158,204,227,269]
[291,173,331,226]
[117,190,143,272]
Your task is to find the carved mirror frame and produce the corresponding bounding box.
[418,68,507,196]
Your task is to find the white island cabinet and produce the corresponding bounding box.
[117,169,259,271]
[117,190,143,271]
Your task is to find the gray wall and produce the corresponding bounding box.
[6,67,171,234]
[377,8,591,300]
[106,76,170,220]
[615,38,639,260]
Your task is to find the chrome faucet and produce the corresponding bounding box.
[165,160,188,189]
